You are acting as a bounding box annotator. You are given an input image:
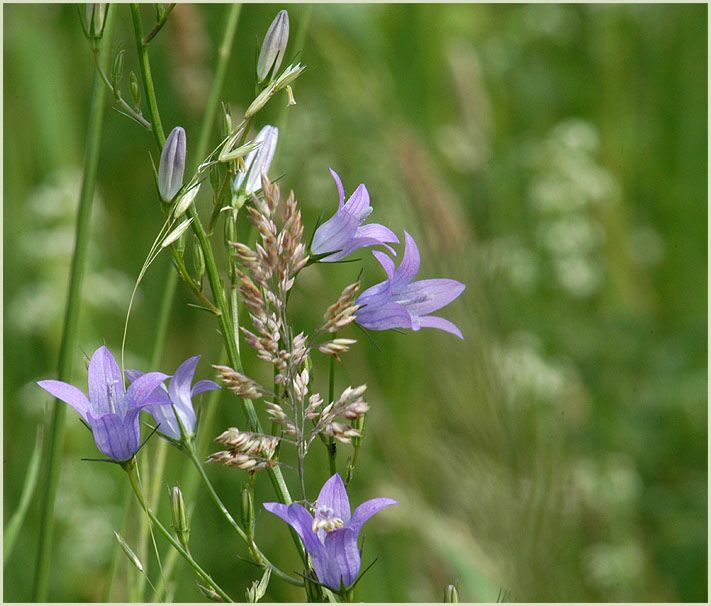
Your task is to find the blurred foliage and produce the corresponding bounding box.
[3,3,706,602]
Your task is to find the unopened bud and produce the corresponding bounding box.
[257,10,289,83]
[129,71,141,110]
[192,235,205,280]
[159,126,186,201]
[233,125,278,195]
[240,482,255,537]
[113,530,144,573]
[444,584,459,603]
[111,50,125,101]
[174,182,200,218]
[168,486,190,550]
[86,3,107,38]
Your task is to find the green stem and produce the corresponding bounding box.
[327,344,337,475]
[32,8,116,600]
[129,0,306,571]
[125,461,233,602]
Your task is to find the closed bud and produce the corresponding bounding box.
[174,182,200,218]
[192,235,205,280]
[161,218,193,248]
[113,530,144,573]
[86,3,107,38]
[240,482,255,537]
[444,584,459,603]
[111,50,125,101]
[169,486,190,550]
[257,10,289,83]
[129,71,141,110]
[233,126,278,195]
[159,126,186,201]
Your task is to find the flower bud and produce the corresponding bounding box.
[233,126,278,195]
[173,182,200,218]
[192,235,205,281]
[257,10,289,83]
[129,71,141,110]
[86,4,107,38]
[444,584,459,603]
[240,482,255,537]
[113,530,144,573]
[169,486,190,550]
[111,50,125,101]
[159,126,186,201]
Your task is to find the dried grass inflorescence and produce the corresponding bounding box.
[215,175,369,479]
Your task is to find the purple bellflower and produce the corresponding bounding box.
[37,346,168,462]
[125,355,219,441]
[311,170,399,262]
[355,231,466,339]
[264,474,397,591]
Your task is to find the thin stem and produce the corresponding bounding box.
[143,3,176,45]
[327,349,337,475]
[32,8,116,600]
[125,461,233,602]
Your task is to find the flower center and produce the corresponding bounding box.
[312,506,344,534]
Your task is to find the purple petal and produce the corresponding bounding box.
[245,125,278,194]
[264,502,323,557]
[37,380,90,421]
[192,379,220,396]
[147,402,183,440]
[394,278,465,316]
[391,231,421,288]
[329,168,346,208]
[348,498,398,536]
[169,356,200,409]
[417,315,464,339]
[311,209,360,259]
[158,126,186,201]
[323,527,361,590]
[124,369,144,384]
[342,184,371,222]
[373,251,395,279]
[355,223,399,245]
[126,372,169,409]
[87,346,125,415]
[355,300,413,332]
[316,474,351,522]
[87,409,141,462]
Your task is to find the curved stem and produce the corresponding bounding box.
[32,8,116,600]
[185,443,304,587]
[125,461,233,602]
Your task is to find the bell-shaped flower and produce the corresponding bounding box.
[355,231,466,339]
[264,474,397,591]
[311,169,399,262]
[257,10,289,83]
[233,125,278,195]
[37,346,168,462]
[158,126,186,201]
[125,355,219,441]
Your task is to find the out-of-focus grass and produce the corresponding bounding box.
[3,3,706,602]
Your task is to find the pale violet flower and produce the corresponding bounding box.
[264,474,397,591]
[311,169,399,262]
[257,10,289,82]
[355,231,466,338]
[37,346,168,462]
[159,126,186,201]
[233,125,278,195]
[126,355,219,441]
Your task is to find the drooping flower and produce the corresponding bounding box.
[355,231,466,339]
[264,474,397,591]
[37,346,168,462]
[125,355,219,441]
[233,125,278,195]
[159,126,186,201]
[311,169,399,262]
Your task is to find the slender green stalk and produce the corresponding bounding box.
[32,8,116,600]
[327,348,337,474]
[129,0,308,576]
[125,462,233,602]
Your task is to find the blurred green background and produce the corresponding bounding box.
[3,3,707,602]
